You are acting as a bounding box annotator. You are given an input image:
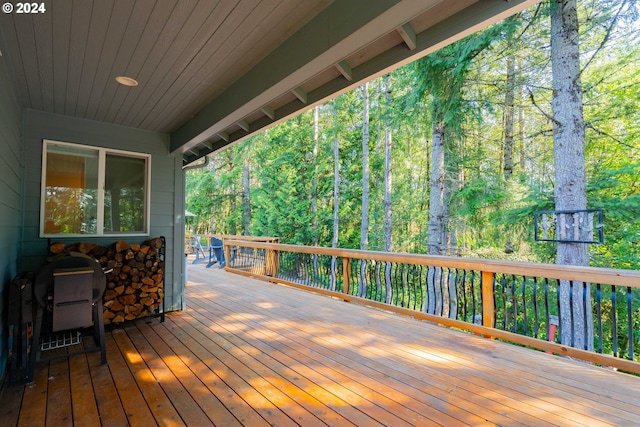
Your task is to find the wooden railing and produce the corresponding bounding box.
[186,234,278,254]
[222,239,640,375]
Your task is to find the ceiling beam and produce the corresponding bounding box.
[237,119,250,132]
[335,61,353,81]
[397,23,417,50]
[175,0,539,162]
[261,106,275,120]
[292,87,308,104]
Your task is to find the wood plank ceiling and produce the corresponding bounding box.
[0,0,538,165]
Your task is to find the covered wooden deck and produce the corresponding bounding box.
[2,265,640,426]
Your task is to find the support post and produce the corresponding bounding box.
[224,244,231,269]
[343,257,351,294]
[482,271,495,330]
[265,248,279,277]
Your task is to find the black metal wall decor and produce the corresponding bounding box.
[534,209,604,244]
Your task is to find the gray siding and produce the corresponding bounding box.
[22,110,185,312]
[0,36,23,379]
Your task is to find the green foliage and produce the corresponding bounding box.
[183,0,640,365]
[186,1,640,272]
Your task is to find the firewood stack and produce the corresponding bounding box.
[49,237,165,324]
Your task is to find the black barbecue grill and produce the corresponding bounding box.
[27,252,108,383]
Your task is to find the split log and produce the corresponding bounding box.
[145,237,164,250]
[115,240,130,253]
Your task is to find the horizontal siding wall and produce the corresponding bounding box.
[22,110,185,311]
[0,35,23,379]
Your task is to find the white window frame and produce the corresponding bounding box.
[40,139,152,238]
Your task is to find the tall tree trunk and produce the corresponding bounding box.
[360,83,370,297]
[503,53,516,180]
[383,77,393,253]
[312,106,320,277]
[428,118,446,256]
[229,185,237,235]
[382,75,393,303]
[330,103,340,291]
[443,167,454,256]
[374,80,383,294]
[501,52,517,251]
[373,79,383,251]
[427,118,445,315]
[242,163,251,235]
[517,57,526,172]
[551,0,593,350]
[361,83,370,251]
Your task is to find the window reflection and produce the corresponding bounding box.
[44,144,98,234]
[41,140,150,236]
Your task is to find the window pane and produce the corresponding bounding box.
[104,153,147,233]
[43,144,99,234]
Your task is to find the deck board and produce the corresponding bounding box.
[131,320,242,427]
[123,323,217,427]
[18,361,48,427]
[68,347,100,427]
[183,303,396,427]
[0,380,23,426]
[189,279,573,426]
[101,332,156,427]
[186,290,467,425]
[3,266,640,426]
[45,358,72,427]
[142,320,271,427]
[110,328,186,426]
[188,288,545,427]
[169,313,332,427]
[84,348,128,427]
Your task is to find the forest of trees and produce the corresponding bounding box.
[186,0,639,272]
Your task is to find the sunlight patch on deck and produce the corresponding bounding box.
[255,301,280,309]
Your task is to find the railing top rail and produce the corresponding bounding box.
[187,234,279,242]
[218,235,279,242]
[224,239,640,287]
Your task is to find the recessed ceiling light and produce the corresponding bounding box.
[115,76,138,87]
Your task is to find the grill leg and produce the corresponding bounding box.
[93,300,107,365]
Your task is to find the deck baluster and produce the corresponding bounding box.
[343,257,350,295]
[627,286,634,360]
[612,285,618,357]
[596,283,603,353]
[521,276,528,336]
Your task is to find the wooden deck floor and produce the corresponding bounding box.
[2,265,640,426]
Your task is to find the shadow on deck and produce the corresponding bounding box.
[2,262,640,426]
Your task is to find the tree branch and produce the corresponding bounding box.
[580,0,630,74]
[526,86,560,126]
[586,123,639,149]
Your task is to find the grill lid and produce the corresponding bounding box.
[34,252,107,308]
